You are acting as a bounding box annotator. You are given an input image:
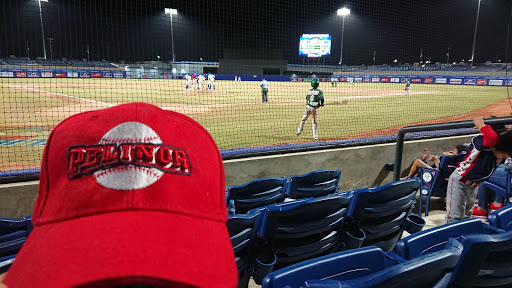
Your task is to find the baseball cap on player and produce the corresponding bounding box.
[4,103,237,288]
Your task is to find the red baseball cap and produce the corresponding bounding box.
[4,103,237,288]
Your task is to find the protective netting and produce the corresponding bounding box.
[0,0,511,175]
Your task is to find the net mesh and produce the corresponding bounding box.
[1,0,511,175]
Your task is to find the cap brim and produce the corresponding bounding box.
[5,211,238,288]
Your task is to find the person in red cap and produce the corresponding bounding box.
[1,103,238,288]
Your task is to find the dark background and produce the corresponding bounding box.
[1,0,511,65]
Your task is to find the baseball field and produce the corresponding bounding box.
[1,77,510,171]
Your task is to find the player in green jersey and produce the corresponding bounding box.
[296,79,325,140]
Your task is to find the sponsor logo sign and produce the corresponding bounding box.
[346,77,354,82]
[411,78,421,83]
[67,72,79,78]
[103,72,113,78]
[371,77,380,82]
[113,72,124,78]
[507,79,512,86]
[42,72,53,77]
[27,72,40,78]
[435,78,447,84]
[55,73,66,78]
[401,78,409,83]
[380,78,389,83]
[489,79,503,86]
[477,79,487,85]
[424,78,433,83]
[463,79,476,85]
[450,78,462,84]
[339,77,346,82]
[390,77,400,83]
[16,72,26,78]
[91,72,102,78]
[363,78,370,82]
[1,72,14,77]
[354,77,362,82]
[79,72,90,78]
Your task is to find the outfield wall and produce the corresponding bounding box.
[0,135,475,217]
[335,75,512,86]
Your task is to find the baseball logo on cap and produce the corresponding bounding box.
[67,121,191,190]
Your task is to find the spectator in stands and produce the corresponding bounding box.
[401,144,471,179]
[471,123,512,221]
[1,103,238,288]
[446,117,512,223]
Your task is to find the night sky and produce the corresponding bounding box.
[1,0,511,65]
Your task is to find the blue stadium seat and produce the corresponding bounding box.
[349,178,424,251]
[253,193,356,283]
[394,218,501,260]
[478,164,511,206]
[285,169,341,199]
[418,153,466,216]
[0,254,16,274]
[0,230,27,258]
[0,216,33,236]
[227,209,261,288]
[450,230,512,287]
[488,205,512,232]
[227,177,287,214]
[262,238,462,288]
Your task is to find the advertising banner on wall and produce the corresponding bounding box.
[463,79,476,85]
[477,79,487,85]
[27,72,40,78]
[390,78,400,83]
[489,79,503,86]
[16,72,26,78]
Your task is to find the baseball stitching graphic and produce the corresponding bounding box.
[93,121,164,190]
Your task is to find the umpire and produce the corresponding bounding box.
[260,78,269,102]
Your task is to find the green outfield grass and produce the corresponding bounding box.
[0,78,509,170]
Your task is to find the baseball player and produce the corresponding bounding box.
[198,74,205,90]
[404,79,411,96]
[192,73,198,90]
[184,74,191,91]
[208,73,216,90]
[331,76,335,87]
[334,76,338,87]
[296,79,324,140]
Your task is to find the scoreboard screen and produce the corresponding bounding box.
[299,34,331,57]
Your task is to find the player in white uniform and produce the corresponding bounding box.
[198,74,205,90]
[192,73,198,90]
[208,74,216,90]
[184,74,191,91]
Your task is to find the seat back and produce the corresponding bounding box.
[0,217,32,236]
[261,247,391,288]
[489,205,512,232]
[350,179,421,251]
[0,230,27,258]
[227,177,287,214]
[395,218,501,260]
[263,239,463,288]
[450,230,512,287]
[286,170,341,199]
[227,210,261,288]
[257,193,352,270]
[480,164,512,206]
[0,254,16,274]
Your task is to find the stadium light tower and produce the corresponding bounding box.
[337,7,351,65]
[165,8,178,62]
[470,0,481,66]
[38,0,48,59]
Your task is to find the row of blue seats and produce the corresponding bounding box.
[226,169,342,214]
[262,205,512,288]
[0,216,33,273]
[0,58,116,68]
[227,178,425,287]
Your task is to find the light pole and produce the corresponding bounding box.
[47,37,54,59]
[38,0,48,59]
[165,8,178,62]
[470,0,481,66]
[337,7,350,65]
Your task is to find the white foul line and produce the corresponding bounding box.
[9,85,116,107]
